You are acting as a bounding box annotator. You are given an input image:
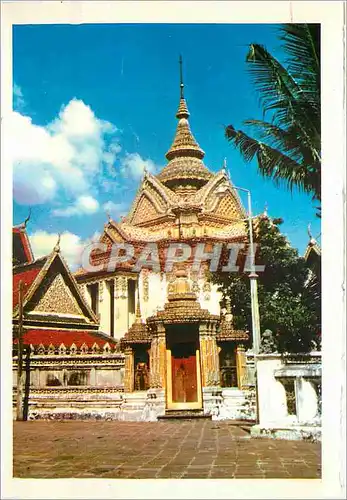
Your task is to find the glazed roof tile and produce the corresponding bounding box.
[13,258,47,309]
[13,226,34,265]
[13,328,117,349]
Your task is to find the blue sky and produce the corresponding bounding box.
[12,23,320,264]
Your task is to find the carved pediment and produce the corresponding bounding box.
[131,194,161,225]
[127,174,177,225]
[202,177,244,220]
[209,191,242,220]
[31,273,85,317]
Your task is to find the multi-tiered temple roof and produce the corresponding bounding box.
[75,61,249,279]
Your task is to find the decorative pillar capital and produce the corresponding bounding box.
[199,323,208,337]
[156,323,166,337]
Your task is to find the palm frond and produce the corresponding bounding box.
[226,23,321,209]
[245,43,320,151]
[279,23,320,101]
[243,119,314,163]
[225,125,320,199]
[246,44,301,118]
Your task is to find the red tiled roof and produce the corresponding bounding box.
[14,329,117,348]
[13,259,46,309]
[13,226,34,264]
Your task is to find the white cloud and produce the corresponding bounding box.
[8,90,163,227]
[30,229,103,270]
[120,152,157,179]
[103,200,128,218]
[7,98,120,205]
[29,230,84,270]
[52,195,100,217]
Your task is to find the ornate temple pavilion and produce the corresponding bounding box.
[74,64,252,417]
[12,224,125,419]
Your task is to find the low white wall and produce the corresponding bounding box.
[256,356,289,425]
[253,353,321,441]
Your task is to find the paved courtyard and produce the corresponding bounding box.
[13,420,321,479]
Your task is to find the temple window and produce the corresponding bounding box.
[67,371,88,386]
[46,373,62,386]
[128,279,136,315]
[280,378,297,416]
[219,343,238,388]
[88,282,99,315]
[134,346,150,391]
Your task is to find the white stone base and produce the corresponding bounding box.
[250,424,321,442]
[201,387,256,421]
[217,388,256,421]
[18,387,166,422]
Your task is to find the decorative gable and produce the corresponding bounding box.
[211,192,242,220]
[131,194,161,225]
[127,174,176,226]
[202,179,243,220]
[31,273,85,317]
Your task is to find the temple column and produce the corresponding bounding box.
[199,322,220,387]
[149,336,157,388]
[210,323,220,385]
[157,324,167,390]
[124,347,134,392]
[98,280,111,334]
[236,345,246,389]
[199,323,208,387]
[149,324,166,389]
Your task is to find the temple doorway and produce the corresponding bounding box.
[165,324,202,410]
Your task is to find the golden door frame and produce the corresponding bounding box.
[166,348,203,410]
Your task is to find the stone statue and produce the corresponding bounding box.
[259,329,277,354]
[135,362,149,391]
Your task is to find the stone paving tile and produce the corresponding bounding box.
[13,420,320,479]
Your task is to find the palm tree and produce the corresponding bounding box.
[226,24,321,208]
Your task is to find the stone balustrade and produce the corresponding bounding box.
[250,352,321,441]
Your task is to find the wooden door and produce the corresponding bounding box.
[166,342,202,410]
[172,355,198,403]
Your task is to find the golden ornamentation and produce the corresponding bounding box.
[48,343,55,355]
[33,274,84,317]
[142,273,149,302]
[121,277,127,298]
[131,194,161,225]
[99,281,104,302]
[115,277,121,298]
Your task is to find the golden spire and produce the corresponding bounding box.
[179,54,184,99]
[157,56,211,189]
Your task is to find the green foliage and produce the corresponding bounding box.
[212,216,321,353]
[226,24,321,209]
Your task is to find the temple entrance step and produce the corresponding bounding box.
[158,409,211,420]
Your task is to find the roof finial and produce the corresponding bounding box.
[263,202,268,217]
[106,210,112,223]
[54,233,61,252]
[179,54,184,99]
[222,157,227,172]
[307,223,316,245]
[23,208,31,228]
[307,223,312,240]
